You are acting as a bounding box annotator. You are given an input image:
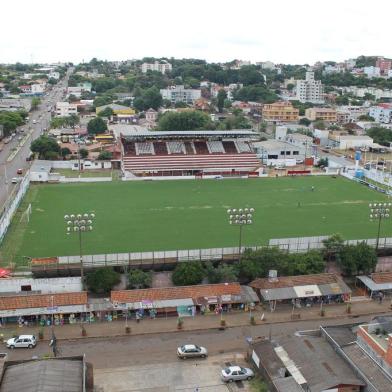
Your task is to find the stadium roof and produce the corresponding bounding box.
[121,129,259,139]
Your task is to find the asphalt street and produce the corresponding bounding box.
[0,71,71,210]
[3,314,376,369]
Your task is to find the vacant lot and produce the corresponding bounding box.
[1,176,390,265]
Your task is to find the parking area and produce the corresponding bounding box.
[94,352,252,392]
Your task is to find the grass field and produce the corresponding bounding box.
[1,176,392,266]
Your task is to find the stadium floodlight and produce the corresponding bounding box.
[227,207,255,262]
[369,202,390,250]
[65,212,96,288]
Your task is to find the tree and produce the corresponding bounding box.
[0,111,25,136]
[98,151,112,160]
[299,117,311,126]
[30,135,60,159]
[322,234,345,261]
[338,242,377,276]
[133,86,162,111]
[172,261,205,286]
[316,157,328,168]
[50,117,66,129]
[68,94,79,103]
[358,114,375,121]
[217,89,227,113]
[31,97,41,111]
[98,107,113,118]
[157,110,213,131]
[128,269,152,289]
[48,78,57,85]
[287,251,325,275]
[287,83,295,91]
[366,126,392,146]
[79,148,88,159]
[93,95,114,108]
[204,262,239,283]
[87,117,107,135]
[313,120,326,130]
[239,65,264,85]
[65,114,79,128]
[86,267,120,294]
[61,147,71,159]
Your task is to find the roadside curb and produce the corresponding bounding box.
[32,307,392,343]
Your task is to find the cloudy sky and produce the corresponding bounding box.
[1,0,390,65]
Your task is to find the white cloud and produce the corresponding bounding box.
[0,0,391,64]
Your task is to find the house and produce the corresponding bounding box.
[55,101,78,117]
[262,101,299,122]
[145,108,158,123]
[0,98,31,112]
[160,85,201,104]
[96,104,135,116]
[305,107,337,122]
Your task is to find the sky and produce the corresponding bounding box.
[1,0,391,65]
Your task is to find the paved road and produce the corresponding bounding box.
[3,314,376,369]
[0,69,71,210]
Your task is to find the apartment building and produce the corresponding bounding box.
[262,101,299,122]
[376,57,392,75]
[160,85,201,104]
[296,71,324,103]
[55,101,78,117]
[141,61,172,74]
[305,107,337,122]
[369,104,392,123]
[364,66,381,78]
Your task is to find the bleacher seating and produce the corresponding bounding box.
[194,141,209,154]
[153,142,168,155]
[207,141,225,153]
[167,141,185,154]
[235,140,251,153]
[135,142,155,155]
[222,141,238,154]
[184,142,196,155]
[123,153,260,173]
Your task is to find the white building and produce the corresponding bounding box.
[0,277,82,294]
[286,133,313,148]
[31,83,45,94]
[336,106,369,122]
[323,64,344,74]
[160,85,201,104]
[364,66,381,78]
[253,139,305,166]
[55,101,78,117]
[369,104,392,123]
[296,71,324,103]
[141,61,172,74]
[48,71,60,80]
[334,135,373,149]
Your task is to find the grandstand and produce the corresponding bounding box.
[121,130,261,177]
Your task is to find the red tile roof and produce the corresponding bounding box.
[111,283,241,303]
[250,273,341,290]
[0,292,88,310]
[371,272,392,284]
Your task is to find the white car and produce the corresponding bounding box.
[177,344,208,359]
[221,366,254,382]
[6,335,37,349]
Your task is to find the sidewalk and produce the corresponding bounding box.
[1,299,391,342]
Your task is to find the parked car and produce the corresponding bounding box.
[17,168,23,175]
[221,366,254,382]
[11,177,21,184]
[6,335,36,349]
[177,344,208,359]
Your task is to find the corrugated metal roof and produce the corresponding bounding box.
[241,285,260,303]
[293,285,321,298]
[319,282,348,296]
[357,275,392,291]
[260,287,297,301]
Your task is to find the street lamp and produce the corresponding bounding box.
[369,202,391,250]
[65,213,95,287]
[227,207,255,262]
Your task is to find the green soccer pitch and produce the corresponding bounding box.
[1,176,392,265]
